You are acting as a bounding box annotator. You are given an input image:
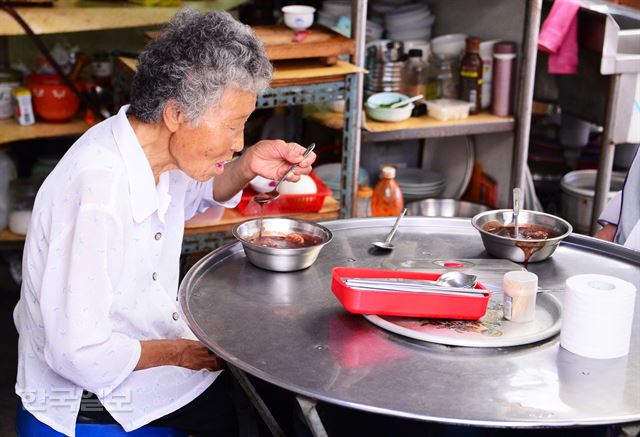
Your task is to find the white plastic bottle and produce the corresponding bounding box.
[0,146,16,229]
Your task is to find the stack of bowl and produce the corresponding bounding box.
[365,40,404,97]
[396,167,445,201]
[385,3,434,41]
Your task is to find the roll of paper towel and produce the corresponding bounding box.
[561,274,637,359]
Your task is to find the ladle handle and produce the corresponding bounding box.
[385,208,407,244]
[274,143,316,189]
[513,187,521,235]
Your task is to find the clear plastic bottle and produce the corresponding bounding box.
[371,166,404,217]
[433,54,459,99]
[0,145,16,229]
[356,185,373,218]
[401,49,428,99]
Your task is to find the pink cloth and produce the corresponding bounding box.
[538,0,581,74]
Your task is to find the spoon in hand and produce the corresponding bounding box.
[372,208,407,250]
[253,143,316,205]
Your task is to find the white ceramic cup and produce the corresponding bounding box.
[282,5,316,31]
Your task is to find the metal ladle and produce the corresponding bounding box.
[372,208,407,250]
[253,143,316,205]
[512,187,521,238]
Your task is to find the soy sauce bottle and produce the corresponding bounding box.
[459,37,483,114]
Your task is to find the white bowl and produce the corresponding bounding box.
[431,33,467,58]
[282,5,316,31]
[365,92,414,122]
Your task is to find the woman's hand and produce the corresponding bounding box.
[177,339,222,371]
[594,223,617,242]
[244,140,317,182]
[136,339,222,371]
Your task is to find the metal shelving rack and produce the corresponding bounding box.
[321,0,542,209]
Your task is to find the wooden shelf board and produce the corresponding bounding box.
[0,228,26,242]
[116,57,362,88]
[1,197,340,244]
[184,196,340,235]
[148,25,355,64]
[0,117,88,144]
[0,0,245,36]
[310,111,515,142]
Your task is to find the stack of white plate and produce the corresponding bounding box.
[314,163,370,201]
[396,167,445,200]
[385,3,434,41]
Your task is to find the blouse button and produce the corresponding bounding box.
[155,232,162,241]
[152,272,158,281]
[172,312,179,321]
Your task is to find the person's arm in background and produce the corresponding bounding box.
[594,191,622,242]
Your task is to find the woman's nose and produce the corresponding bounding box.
[231,136,244,153]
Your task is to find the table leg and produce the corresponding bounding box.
[295,396,328,437]
[227,364,286,437]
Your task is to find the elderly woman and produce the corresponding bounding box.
[14,10,315,436]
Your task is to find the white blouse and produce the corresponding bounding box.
[14,105,241,436]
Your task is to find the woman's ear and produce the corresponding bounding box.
[162,101,184,133]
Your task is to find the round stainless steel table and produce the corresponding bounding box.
[179,217,640,428]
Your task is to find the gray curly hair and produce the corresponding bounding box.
[129,9,273,123]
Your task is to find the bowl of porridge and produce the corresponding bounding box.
[232,217,333,272]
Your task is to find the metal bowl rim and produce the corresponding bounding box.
[471,209,573,243]
[231,217,334,253]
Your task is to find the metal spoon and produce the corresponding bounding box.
[253,143,316,205]
[389,94,423,109]
[512,187,521,238]
[372,208,407,250]
[345,272,478,289]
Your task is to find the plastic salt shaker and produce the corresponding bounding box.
[503,270,538,322]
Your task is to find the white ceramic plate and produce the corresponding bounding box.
[421,135,474,199]
[364,292,562,348]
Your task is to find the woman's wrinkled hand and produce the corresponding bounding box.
[245,140,317,182]
[176,339,222,371]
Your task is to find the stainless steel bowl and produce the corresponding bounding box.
[407,199,489,218]
[232,218,333,272]
[471,209,573,263]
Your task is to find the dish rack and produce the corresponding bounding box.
[236,172,332,216]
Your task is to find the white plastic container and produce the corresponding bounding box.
[479,40,498,109]
[503,270,538,323]
[425,99,472,121]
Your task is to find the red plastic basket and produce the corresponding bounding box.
[331,267,490,320]
[236,172,332,216]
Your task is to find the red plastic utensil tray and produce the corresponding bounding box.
[331,267,490,320]
[236,172,332,216]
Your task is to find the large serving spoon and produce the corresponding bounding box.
[372,208,408,250]
[253,143,316,205]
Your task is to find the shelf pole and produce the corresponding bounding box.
[590,74,620,234]
[510,0,542,204]
[340,0,366,218]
